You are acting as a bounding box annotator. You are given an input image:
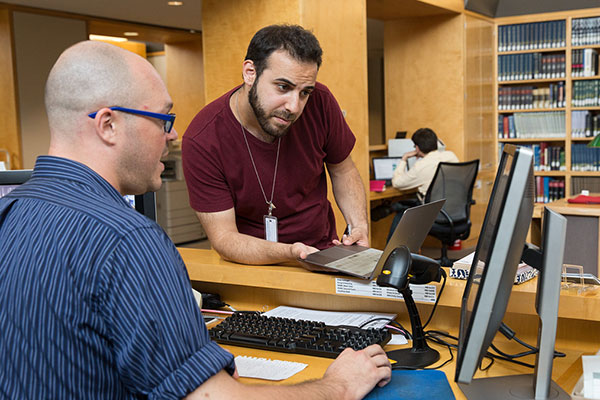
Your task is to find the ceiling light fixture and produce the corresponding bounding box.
[89,34,127,42]
[167,1,183,6]
[123,32,139,37]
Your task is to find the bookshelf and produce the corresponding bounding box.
[496,9,600,203]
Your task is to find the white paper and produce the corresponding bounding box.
[235,355,307,381]
[335,278,437,303]
[263,305,396,329]
[583,353,600,399]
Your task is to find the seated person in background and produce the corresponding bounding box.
[391,128,458,196]
[182,24,368,266]
[0,40,390,399]
[382,128,458,241]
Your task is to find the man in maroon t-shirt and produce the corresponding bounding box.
[182,24,368,266]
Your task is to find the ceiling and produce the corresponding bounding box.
[1,0,203,31]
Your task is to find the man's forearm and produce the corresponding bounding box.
[330,163,368,234]
[211,231,297,265]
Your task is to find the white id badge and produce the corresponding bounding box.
[264,215,278,242]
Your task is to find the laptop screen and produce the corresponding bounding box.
[372,157,403,181]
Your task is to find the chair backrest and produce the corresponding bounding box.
[424,160,479,224]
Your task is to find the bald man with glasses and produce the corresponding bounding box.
[0,41,390,399]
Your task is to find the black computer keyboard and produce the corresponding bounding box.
[208,312,391,358]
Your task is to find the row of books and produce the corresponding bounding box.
[498,21,566,52]
[497,112,566,139]
[572,176,600,195]
[572,48,598,77]
[535,177,565,204]
[571,110,600,138]
[530,143,565,171]
[572,17,600,46]
[572,80,600,107]
[498,84,565,110]
[571,143,600,171]
[498,53,565,81]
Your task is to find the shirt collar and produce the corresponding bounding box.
[31,155,129,206]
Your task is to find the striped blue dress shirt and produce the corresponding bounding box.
[0,156,234,399]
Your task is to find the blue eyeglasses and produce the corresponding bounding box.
[88,106,176,133]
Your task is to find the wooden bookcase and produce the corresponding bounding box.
[495,8,600,203]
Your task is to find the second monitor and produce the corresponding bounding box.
[455,144,569,399]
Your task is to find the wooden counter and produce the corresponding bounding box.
[180,248,600,348]
[533,196,600,276]
[180,248,599,397]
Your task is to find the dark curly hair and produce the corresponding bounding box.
[411,128,439,154]
[244,24,323,78]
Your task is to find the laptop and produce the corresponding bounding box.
[302,199,445,280]
[372,157,404,186]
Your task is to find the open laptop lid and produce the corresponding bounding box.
[303,199,445,280]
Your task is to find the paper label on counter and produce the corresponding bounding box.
[335,278,437,303]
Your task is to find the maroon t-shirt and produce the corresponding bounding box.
[182,82,356,249]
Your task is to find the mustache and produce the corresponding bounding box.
[272,110,296,122]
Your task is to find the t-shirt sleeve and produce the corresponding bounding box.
[182,131,235,213]
[100,226,234,399]
[318,85,356,165]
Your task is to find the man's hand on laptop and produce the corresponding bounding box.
[291,242,319,260]
[333,225,369,247]
[292,242,340,272]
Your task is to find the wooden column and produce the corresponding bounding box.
[201,0,370,238]
[166,40,204,135]
[0,8,21,169]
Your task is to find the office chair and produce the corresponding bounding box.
[425,160,479,267]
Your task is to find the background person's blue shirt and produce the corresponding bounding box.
[0,156,234,399]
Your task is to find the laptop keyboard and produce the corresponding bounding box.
[324,248,383,276]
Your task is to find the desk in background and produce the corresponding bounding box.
[532,196,600,276]
[179,248,600,397]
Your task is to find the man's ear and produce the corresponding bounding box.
[242,60,257,86]
[92,108,119,145]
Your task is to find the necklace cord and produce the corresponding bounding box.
[235,89,281,211]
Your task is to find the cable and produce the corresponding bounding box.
[201,309,235,315]
[422,269,447,330]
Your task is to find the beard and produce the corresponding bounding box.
[248,80,296,139]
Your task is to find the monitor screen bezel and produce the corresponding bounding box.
[0,169,33,185]
[1,169,157,222]
[455,144,535,383]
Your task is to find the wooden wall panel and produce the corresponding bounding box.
[0,8,20,169]
[384,14,465,161]
[12,11,87,169]
[464,14,495,248]
[201,0,300,104]
[165,40,204,135]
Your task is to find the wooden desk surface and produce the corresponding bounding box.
[369,187,417,201]
[217,337,585,399]
[547,196,600,217]
[180,249,597,397]
[533,195,600,218]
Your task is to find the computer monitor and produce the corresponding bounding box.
[372,157,403,184]
[455,144,569,399]
[0,169,33,199]
[0,169,157,221]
